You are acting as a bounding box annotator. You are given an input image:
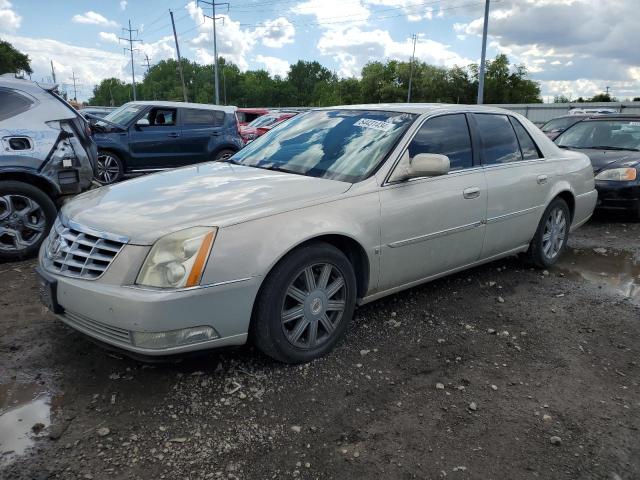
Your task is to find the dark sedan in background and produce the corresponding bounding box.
[92,101,244,184]
[555,115,640,218]
[540,115,586,140]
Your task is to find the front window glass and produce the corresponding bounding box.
[229,110,416,183]
[99,103,145,127]
[555,120,640,151]
[407,114,473,171]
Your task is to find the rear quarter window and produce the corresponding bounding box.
[510,117,542,160]
[182,108,225,127]
[0,88,36,121]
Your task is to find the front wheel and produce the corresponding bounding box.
[0,181,57,261]
[96,151,124,185]
[251,243,357,363]
[213,149,236,161]
[527,198,570,268]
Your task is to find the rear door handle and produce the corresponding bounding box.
[537,174,548,184]
[463,187,481,199]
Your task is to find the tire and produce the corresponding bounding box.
[527,197,571,268]
[213,149,236,161]
[96,151,124,185]
[251,242,357,364]
[0,181,57,262]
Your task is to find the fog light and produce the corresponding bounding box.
[131,326,219,349]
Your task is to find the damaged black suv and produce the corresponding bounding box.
[0,75,97,261]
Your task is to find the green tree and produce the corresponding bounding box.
[88,78,132,106]
[553,95,571,103]
[589,93,615,102]
[287,60,334,106]
[0,40,32,75]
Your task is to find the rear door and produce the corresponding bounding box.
[178,108,226,164]
[127,107,181,170]
[473,113,551,259]
[378,113,488,290]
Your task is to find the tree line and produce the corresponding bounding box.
[88,54,543,107]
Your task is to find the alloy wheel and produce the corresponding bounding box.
[96,153,121,184]
[542,206,566,259]
[0,194,46,252]
[281,263,347,350]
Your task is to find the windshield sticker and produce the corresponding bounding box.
[354,118,394,132]
[629,122,640,126]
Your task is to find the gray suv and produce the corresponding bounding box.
[0,75,97,261]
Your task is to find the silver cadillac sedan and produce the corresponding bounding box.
[37,104,597,363]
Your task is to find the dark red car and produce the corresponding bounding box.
[239,111,298,144]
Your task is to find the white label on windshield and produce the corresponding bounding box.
[629,122,640,126]
[354,118,394,132]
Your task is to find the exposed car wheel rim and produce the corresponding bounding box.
[96,154,121,184]
[217,151,233,160]
[281,262,347,350]
[0,194,46,252]
[542,207,566,259]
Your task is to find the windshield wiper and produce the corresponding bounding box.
[589,145,640,152]
[249,164,304,176]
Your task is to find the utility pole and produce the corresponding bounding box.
[605,86,610,96]
[120,20,141,101]
[70,71,79,101]
[477,0,490,104]
[50,60,56,84]
[142,54,151,71]
[407,34,417,103]
[199,0,229,104]
[170,9,188,103]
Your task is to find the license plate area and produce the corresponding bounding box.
[36,267,64,314]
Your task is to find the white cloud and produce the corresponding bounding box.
[186,1,254,70]
[0,0,21,31]
[253,17,295,48]
[291,0,370,29]
[255,55,290,77]
[120,0,127,11]
[318,28,472,77]
[98,32,119,44]
[72,11,118,28]
[139,36,176,63]
[364,0,434,22]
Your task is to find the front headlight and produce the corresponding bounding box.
[136,227,217,289]
[595,167,637,181]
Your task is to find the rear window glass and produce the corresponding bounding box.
[182,108,225,126]
[510,118,542,160]
[0,88,35,121]
[474,114,522,165]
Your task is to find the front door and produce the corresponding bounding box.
[378,113,487,291]
[127,107,182,170]
[472,113,552,259]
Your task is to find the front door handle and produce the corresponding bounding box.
[537,174,548,184]
[167,132,180,138]
[463,187,481,199]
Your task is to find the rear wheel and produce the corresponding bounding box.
[527,197,570,268]
[252,243,357,363]
[213,149,235,161]
[0,181,56,261]
[96,151,124,185]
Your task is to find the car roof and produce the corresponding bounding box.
[127,100,236,113]
[325,103,516,115]
[582,114,640,121]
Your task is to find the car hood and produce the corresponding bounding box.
[567,148,640,173]
[62,162,352,245]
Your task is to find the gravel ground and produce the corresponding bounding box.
[0,216,639,480]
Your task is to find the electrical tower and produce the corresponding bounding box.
[198,0,229,104]
[70,71,80,101]
[120,20,142,101]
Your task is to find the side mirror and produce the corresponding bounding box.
[403,153,450,179]
[136,118,150,127]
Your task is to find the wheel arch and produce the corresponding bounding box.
[0,170,60,201]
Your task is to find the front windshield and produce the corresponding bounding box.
[98,103,146,127]
[555,120,640,151]
[248,115,277,128]
[228,109,416,183]
[541,117,581,132]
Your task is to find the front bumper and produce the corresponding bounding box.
[595,181,640,211]
[40,257,261,356]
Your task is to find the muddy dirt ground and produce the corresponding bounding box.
[1,214,639,480]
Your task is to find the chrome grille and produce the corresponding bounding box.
[62,311,132,345]
[43,218,127,279]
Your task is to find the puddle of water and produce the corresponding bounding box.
[556,248,640,305]
[0,382,51,466]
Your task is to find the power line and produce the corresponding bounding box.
[198,0,228,105]
[120,19,142,101]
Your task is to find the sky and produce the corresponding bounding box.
[1,0,639,102]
